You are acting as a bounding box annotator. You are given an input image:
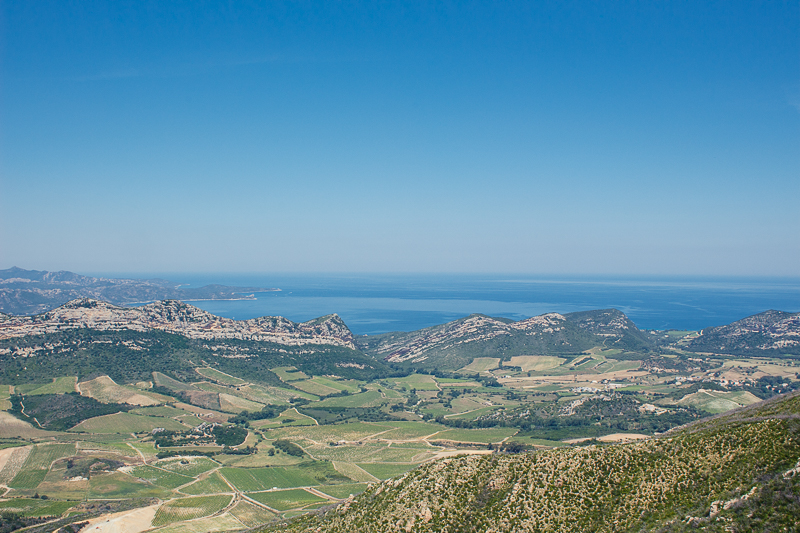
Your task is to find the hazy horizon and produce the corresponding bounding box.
[2,2,798,276]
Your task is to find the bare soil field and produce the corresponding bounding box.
[82,503,159,533]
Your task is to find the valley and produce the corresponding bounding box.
[0,300,798,531]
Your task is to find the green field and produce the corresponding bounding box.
[8,443,76,489]
[152,513,245,533]
[8,469,49,490]
[433,427,518,443]
[0,498,77,517]
[27,376,78,395]
[152,495,233,527]
[247,488,328,511]
[447,405,499,420]
[459,357,501,373]
[679,390,761,414]
[220,467,320,492]
[292,378,342,396]
[230,500,275,527]
[390,374,439,391]
[219,392,265,413]
[237,384,296,405]
[131,405,192,417]
[313,482,368,499]
[271,367,309,382]
[156,456,220,477]
[307,442,433,464]
[506,356,565,372]
[70,412,189,433]
[594,360,641,373]
[375,421,444,440]
[314,390,385,408]
[88,471,171,499]
[356,462,417,480]
[267,421,395,443]
[153,372,197,391]
[180,471,232,495]
[131,465,195,489]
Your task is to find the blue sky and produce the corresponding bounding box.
[1,1,798,275]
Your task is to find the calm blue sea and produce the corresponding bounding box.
[101,273,800,336]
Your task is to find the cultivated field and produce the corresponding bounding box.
[71,412,189,433]
[151,494,233,527]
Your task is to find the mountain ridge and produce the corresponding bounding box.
[355,308,655,370]
[0,266,277,315]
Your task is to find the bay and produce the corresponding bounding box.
[102,273,800,336]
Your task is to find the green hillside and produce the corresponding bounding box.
[356,309,655,371]
[688,310,800,357]
[0,328,388,387]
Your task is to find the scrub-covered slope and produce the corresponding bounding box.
[270,391,800,532]
[688,309,800,356]
[356,309,654,370]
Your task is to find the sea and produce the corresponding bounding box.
[100,273,800,336]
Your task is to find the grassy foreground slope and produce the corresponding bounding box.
[269,391,800,532]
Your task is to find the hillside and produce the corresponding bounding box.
[268,391,800,532]
[0,267,275,315]
[355,309,654,370]
[0,299,386,386]
[0,298,355,348]
[687,310,800,356]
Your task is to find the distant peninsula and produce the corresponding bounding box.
[0,266,277,315]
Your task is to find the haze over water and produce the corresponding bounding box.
[112,274,800,336]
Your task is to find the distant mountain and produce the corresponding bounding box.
[267,390,800,532]
[0,298,354,348]
[687,310,800,356]
[0,266,276,315]
[355,309,654,370]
